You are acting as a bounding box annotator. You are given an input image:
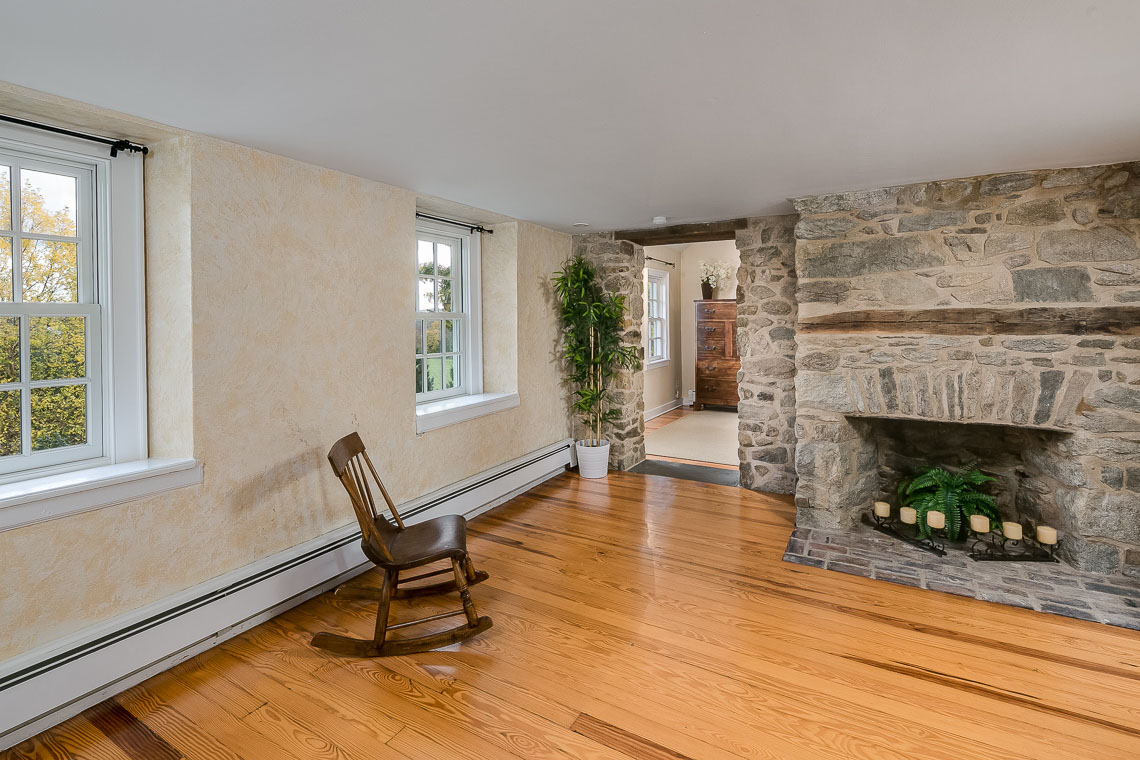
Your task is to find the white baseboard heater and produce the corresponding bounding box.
[0,438,571,750]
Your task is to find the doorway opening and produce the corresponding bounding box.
[636,239,741,484]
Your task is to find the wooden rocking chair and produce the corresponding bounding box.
[310,432,492,656]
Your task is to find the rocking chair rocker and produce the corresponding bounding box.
[311,432,492,657]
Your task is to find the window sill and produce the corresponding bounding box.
[647,358,671,369]
[0,458,203,533]
[416,391,520,434]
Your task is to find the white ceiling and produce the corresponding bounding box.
[3,1,1139,232]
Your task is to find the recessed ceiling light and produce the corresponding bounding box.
[572,222,590,227]
[652,216,667,225]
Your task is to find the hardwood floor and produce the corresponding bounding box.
[7,471,1140,759]
[644,407,738,470]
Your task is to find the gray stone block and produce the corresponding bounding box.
[1012,266,1093,303]
[1006,199,1066,226]
[1038,228,1139,264]
[799,237,949,279]
[980,173,1036,195]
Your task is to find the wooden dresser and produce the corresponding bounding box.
[694,299,739,410]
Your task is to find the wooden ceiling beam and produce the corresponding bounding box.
[612,218,747,246]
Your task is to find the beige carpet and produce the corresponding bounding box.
[645,410,739,465]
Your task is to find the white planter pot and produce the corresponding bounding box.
[575,440,611,479]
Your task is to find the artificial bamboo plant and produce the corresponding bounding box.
[553,256,641,447]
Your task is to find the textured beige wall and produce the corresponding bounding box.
[481,222,519,394]
[0,134,571,662]
[144,136,194,457]
[642,247,682,413]
[678,239,741,401]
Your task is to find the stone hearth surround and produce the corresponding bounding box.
[790,161,1140,576]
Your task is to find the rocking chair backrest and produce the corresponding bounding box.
[328,432,405,563]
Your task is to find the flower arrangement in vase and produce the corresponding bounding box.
[699,260,734,299]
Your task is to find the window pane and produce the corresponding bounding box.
[437,278,454,312]
[414,319,423,355]
[443,320,458,353]
[424,357,443,392]
[30,316,85,381]
[417,277,435,311]
[0,389,18,456]
[21,239,78,302]
[425,319,442,353]
[0,166,10,231]
[417,240,434,275]
[21,170,77,236]
[0,237,11,301]
[444,356,457,389]
[0,317,18,384]
[31,384,86,451]
[436,243,452,277]
[416,358,423,394]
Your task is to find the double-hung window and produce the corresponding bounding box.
[0,123,146,484]
[414,221,481,403]
[646,269,669,365]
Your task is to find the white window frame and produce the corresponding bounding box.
[414,219,482,404]
[0,122,147,486]
[646,269,669,366]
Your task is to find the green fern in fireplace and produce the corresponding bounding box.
[898,465,1000,542]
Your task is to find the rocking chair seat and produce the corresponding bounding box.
[376,513,469,570]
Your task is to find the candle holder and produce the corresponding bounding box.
[968,525,1060,563]
[865,509,946,557]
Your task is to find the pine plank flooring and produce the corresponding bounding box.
[6,471,1140,759]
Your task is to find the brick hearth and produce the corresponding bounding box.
[783,526,1140,630]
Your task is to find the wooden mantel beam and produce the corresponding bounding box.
[798,306,1140,336]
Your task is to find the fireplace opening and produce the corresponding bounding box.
[848,416,1073,539]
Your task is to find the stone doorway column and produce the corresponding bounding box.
[571,233,646,470]
[734,216,800,493]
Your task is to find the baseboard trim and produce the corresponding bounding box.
[0,438,572,750]
[645,399,682,421]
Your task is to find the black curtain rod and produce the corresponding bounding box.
[0,113,149,157]
[415,211,493,235]
[646,255,675,267]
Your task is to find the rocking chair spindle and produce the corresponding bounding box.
[311,432,492,657]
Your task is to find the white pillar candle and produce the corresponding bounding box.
[969,514,990,534]
[873,501,891,517]
[1002,521,1023,541]
[899,507,917,525]
[926,511,946,530]
[1036,525,1058,545]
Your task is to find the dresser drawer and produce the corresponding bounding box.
[696,378,738,402]
[696,359,740,379]
[697,321,726,340]
[697,336,725,357]
[696,301,736,321]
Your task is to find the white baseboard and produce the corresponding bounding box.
[0,438,572,750]
[645,399,682,421]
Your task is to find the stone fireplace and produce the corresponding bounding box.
[788,161,1140,576]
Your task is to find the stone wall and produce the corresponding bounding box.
[789,161,1140,574]
[572,233,645,470]
[734,216,799,493]
[791,162,1140,318]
